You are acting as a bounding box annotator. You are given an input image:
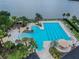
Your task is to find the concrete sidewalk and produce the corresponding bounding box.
[37,41,54,59]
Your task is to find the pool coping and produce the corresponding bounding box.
[27,21,77,59]
[38,21,70,37]
[28,20,77,45]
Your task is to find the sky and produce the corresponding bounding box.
[0,0,79,19]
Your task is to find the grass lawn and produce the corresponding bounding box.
[7,50,28,59]
[63,20,79,40]
[72,30,79,40]
[49,47,62,59]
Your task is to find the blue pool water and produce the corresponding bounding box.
[19,23,70,51]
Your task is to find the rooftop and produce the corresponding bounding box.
[62,46,79,59]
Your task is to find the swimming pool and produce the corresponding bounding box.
[19,22,70,51]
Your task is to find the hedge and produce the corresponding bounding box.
[64,19,79,32]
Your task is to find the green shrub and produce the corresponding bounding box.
[49,47,62,59]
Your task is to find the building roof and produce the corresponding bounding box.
[62,46,79,59]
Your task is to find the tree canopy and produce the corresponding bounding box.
[4,41,15,49]
[0,11,13,31]
[0,10,10,16]
[35,13,43,21]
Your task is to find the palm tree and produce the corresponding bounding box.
[22,38,28,46]
[30,39,37,48]
[62,13,66,19]
[36,22,42,27]
[35,13,43,21]
[72,16,77,21]
[66,13,70,19]
[0,10,10,16]
[3,41,15,49]
[16,43,24,49]
[19,16,29,27]
[50,41,57,48]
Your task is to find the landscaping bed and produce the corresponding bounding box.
[49,47,62,59]
[63,19,79,40]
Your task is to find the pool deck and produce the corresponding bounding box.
[37,41,54,59]
[2,26,26,43]
[33,21,77,59]
[2,20,78,59]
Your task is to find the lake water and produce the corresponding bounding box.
[0,0,79,19]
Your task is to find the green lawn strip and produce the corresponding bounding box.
[7,49,28,59]
[49,47,62,59]
[72,30,79,40]
[69,20,79,30]
[43,19,57,21]
[63,20,79,40]
[67,20,79,40]
[65,19,79,32]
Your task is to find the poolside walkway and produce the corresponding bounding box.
[2,26,26,43]
[37,41,54,59]
[2,21,79,59]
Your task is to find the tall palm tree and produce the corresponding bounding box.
[72,16,77,21]
[30,39,37,48]
[20,16,29,27]
[22,38,28,46]
[35,13,43,21]
[62,13,66,19]
[50,41,57,48]
[66,13,70,19]
[0,10,10,16]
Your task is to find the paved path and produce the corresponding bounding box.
[37,41,54,59]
